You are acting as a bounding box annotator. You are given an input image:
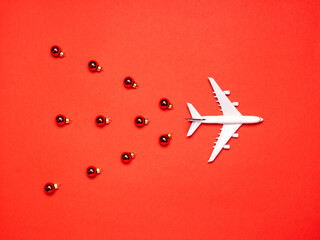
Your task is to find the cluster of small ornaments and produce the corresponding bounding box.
[46,45,174,195]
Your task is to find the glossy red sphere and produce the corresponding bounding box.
[96,115,106,127]
[159,134,170,146]
[122,152,133,163]
[135,116,146,127]
[124,77,134,88]
[88,61,98,72]
[44,183,56,195]
[51,46,60,57]
[159,98,171,110]
[87,166,97,178]
[56,115,66,126]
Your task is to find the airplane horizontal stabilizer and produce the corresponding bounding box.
[187,103,201,118]
[187,122,201,137]
[186,103,202,136]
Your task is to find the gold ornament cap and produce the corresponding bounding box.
[105,118,111,124]
[132,82,138,88]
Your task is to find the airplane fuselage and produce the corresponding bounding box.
[189,115,262,124]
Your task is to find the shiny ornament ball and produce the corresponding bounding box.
[135,116,148,127]
[96,115,111,127]
[124,77,138,88]
[88,60,102,72]
[55,114,70,126]
[122,152,135,164]
[51,46,64,57]
[159,98,173,110]
[159,133,172,146]
[44,182,59,195]
[87,166,101,178]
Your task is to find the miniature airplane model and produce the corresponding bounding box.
[186,77,263,162]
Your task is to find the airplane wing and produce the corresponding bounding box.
[208,77,242,116]
[208,124,241,162]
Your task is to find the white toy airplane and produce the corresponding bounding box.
[186,77,263,162]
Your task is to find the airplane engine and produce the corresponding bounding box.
[232,102,239,107]
[223,90,230,95]
[223,145,230,149]
[232,133,239,138]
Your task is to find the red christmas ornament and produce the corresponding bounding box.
[122,152,135,164]
[55,114,70,126]
[135,115,149,127]
[51,46,65,57]
[88,60,102,72]
[86,166,101,178]
[95,115,111,127]
[159,98,173,110]
[124,76,138,89]
[44,182,59,195]
[159,133,172,146]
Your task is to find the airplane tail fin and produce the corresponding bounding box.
[186,103,202,137]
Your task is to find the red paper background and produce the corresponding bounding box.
[0,0,319,239]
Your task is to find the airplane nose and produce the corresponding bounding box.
[260,117,263,122]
